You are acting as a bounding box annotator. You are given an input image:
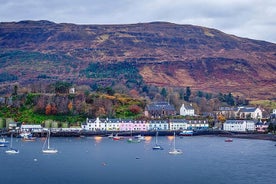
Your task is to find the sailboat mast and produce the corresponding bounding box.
[10,132,13,148]
[47,130,50,149]
[173,132,176,150]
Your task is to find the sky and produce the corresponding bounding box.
[0,0,276,43]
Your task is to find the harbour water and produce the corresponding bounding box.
[0,135,275,184]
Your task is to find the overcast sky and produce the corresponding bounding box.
[1,0,275,43]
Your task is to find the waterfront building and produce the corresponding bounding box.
[186,120,209,130]
[144,102,176,118]
[147,120,169,131]
[180,104,195,116]
[81,117,106,131]
[223,120,256,132]
[21,124,43,133]
[119,119,133,131]
[169,119,188,130]
[132,120,147,131]
[255,121,269,132]
[105,118,120,131]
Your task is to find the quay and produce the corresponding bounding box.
[1,129,275,141]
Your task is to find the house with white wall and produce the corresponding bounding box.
[147,120,169,130]
[169,119,188,130]
[82,117,106,131]
[223,120,255,132]
[180,104,195,116]
[238,107,262,119]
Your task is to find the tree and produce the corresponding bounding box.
[184,87,191,101]
[129,104,142,114]
[197,90,203,98]
[160,88,167,99]
[13,85,18,96]
[45,104,52,115]
[217,114,226,123]
[68,101,73,112]
[54,81,72,94]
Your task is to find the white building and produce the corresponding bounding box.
[238,107,262,119]
[148,120,169,130]
[180,104,195,116]
[105,118,120,131]
[273,109,276,114]
[169,119,188,130]
[21,124,43,133]
[186,120,209,130]
[223,120,255,132]
[82,117,106,131]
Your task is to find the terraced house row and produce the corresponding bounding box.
[81,117,209,131]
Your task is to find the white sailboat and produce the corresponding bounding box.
[152,131,163,150]
[169,132,183,155]
[5,133,19,154]
[42,130,58,154]
[127,130,140,143]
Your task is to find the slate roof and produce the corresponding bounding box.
[147,102,175,111]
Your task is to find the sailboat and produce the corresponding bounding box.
[5,132,19,154]
[152,131,163,150]
[42,130,58,154]
[127,130,140,143]
[168,132,183,155]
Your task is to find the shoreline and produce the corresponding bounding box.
[2,130,276,141]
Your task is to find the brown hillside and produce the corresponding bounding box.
[0,20,275,99]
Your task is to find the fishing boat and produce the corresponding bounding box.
[5,133,19,154]
[107,133,114,139]
[0,137,9,144]
[22,135,36,142]
[152,131,163,150]
[112,133,122,141]
[42,130,58,154]
[134,134,146,141]
[19,131,32,138]
[225,138,233,142]
[169,132,183,155]
[179,130,193,136]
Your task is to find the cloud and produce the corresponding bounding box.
[0,0,275,43]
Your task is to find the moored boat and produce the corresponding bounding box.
[42,130,58,154]
[0,137,9,144]
[5,133,19,154]
[134,134,146,141]
[225,138,233,142]
[169,132,183,155]
[152,132,163,150]
[179,130,193,136]
[112,133,122,141]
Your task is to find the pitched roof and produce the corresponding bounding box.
[147,102,175,111]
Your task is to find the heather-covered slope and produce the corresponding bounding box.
[0,20,275,99]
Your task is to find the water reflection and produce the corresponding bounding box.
[93,136,103,143]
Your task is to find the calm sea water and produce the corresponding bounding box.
[0,135,275,184]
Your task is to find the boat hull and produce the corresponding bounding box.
[42,149,58,154]
[6,149,19,154]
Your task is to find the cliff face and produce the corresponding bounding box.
[0,20,275,99]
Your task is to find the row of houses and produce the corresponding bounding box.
[223,120,269,132]
[81,117,209,131]
[145,102,264,120]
